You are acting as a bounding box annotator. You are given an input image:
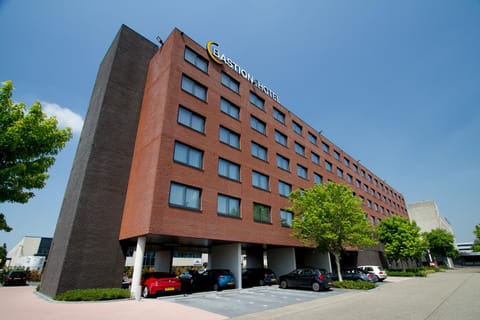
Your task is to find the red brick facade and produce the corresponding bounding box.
[119,28,408,247]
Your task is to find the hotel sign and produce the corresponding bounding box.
[206,41,279,102]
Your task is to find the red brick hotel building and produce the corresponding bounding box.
[41,26,407,297]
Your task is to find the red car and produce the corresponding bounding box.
[141,272,182,298]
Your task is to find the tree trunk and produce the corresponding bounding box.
[334,252,343,281]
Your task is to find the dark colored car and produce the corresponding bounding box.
[242,268,277,287]
[3,270,27,286]
[279,267,332,292]
[192,269,235,291]
[332,268,379,282]
[140,272,182,298]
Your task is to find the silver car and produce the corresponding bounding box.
[357,265,387,281]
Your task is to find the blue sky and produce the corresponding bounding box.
[1,0,479,250]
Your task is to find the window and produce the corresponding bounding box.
[217,194,240,217]
[311,152,320,165]
[280,210,293,227]
[252,171,269,190]
[250,92,264,110]
[220,98,240,120]
[361,169,366,177]
[308,132,317,145]
[334,150,340,161]
[251,142,268,161]
[364,184,369,192]
[367,199,372,208]
[325,160,332,172]
[344,157,350,167]
[173,142,203,169]
[181,75,207,101]
[278,180,292,197]
[297,164,307,179]
[374,203,379,211]
[368,174,372,182]
[292,121,302,135]
[276,154,290,171]
[218,158,240,181]
[275,130,288,146]
[219,126,240,149]
[356,179,361,188]
[221,72,239,93]
[347,174,353,183]
[177,106,205,133]
[314,173,323,184]
[370,215,375,225]
[184,47,208,73]
[253,203,271,223]
[169,182,201,210]
[294,142,305,156]
[322,142,330,153]
[337,167,344,179]
[353,164,358,172]
[273,107,285,124]
[250,116,266,134]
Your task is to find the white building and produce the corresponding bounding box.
[7,236,52,270]
[408,201,454,235]
[408,201,455,267]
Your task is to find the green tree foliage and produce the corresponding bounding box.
[377,216,427,270]
[424,228,458,260]
[288,182,377,281]
[0,80,72,231]
[473,224,480,252]
[0,243,7,268]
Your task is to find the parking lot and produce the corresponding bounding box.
[159,285,345,318]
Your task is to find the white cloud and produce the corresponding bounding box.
[41,101,84,134]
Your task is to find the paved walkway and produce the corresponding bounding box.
[1,268,479,320]
[0,285,227,320]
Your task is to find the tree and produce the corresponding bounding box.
[424,228,458,261]
[473,224,480,252]
[0,243,7,269]
[377,216,427,270]
[0,80,72,231]
[288,182,377,281]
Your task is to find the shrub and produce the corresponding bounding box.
[387,270,427,277]
[54,288,130,301]
[332,280,376,290]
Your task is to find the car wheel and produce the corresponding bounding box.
[142,286,150,298]
[279,280,288,289]
[312,282,321,292]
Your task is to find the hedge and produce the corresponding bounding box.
[54,288,130,301]
[332,280,376,290]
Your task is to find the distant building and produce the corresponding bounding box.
[408,201,454,235]
[455,242,480,266]
[408,201,454,267]
[6,236,52,271]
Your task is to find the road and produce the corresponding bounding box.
[229,267,480,320]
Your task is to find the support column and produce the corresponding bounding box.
[131,236,146,300]
[211,243,242,288]
[154,250,172,272]
[267,247,296,277]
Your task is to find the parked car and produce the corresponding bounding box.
[332,268,378,282]
[192,269,235,291]
[242,268,277,287]
[3,270,27,286]
[140,272,182,298]
[279,267,332,292]
[357,265,387,281]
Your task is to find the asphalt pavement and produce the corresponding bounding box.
[1,267,479,320]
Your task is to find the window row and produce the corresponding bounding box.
[169,182,293,226]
